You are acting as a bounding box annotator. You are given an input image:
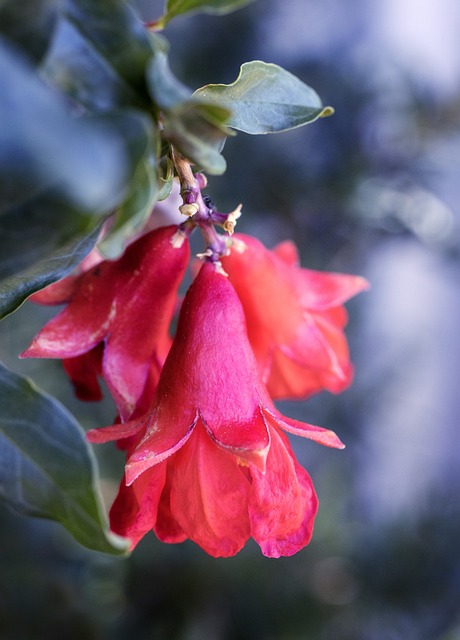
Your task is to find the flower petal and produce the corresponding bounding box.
[109,464,167,549]
[222,233,369,401]
[28,248,104,305]
[100,226,189,419]
[86,417,147,444]
[263,407,345,449]
[126,410,198,485]
[62,345,104,402]
[201,408,269,472]
[267,311,353,398]
[29,274,81,305]
[20,284,112,358]
[103,329,171,421]
[169,422,250,558]
[183,264,270,458]
[154,461,187,544]
[267,347,352,399]
[249,427,318,557]
[298,270,370,311]
[272,239,300,266]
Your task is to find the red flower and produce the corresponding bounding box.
[21,226,190,420]
[88,262,343,557]
[220,234,369,400]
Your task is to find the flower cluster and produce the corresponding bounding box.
[22,171,368,558]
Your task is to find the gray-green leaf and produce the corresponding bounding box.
[0,40,152,318]
[98,153,159,259]
[194,61,334,134]
[0,207,101,320]
[146,51,192,110]
[163,102,232,174]
[155,0,255,28]
[0,0,59,64]
[63,0,153,102]
[0,362,129,555]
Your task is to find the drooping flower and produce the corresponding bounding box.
[87,262,343,557]
[220,233,369,400]
[21,226,190,420]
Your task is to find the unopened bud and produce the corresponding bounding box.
[196,173,208,189]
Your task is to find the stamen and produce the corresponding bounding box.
[179,203,199,217]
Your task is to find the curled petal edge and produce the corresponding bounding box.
[200,408,270,473]
[86,417,146,443]
[262,407,345,449]
[125,415,199,486]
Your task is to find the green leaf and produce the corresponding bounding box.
[0,0,59,64]
[194,61,334,134]
[155,0,256,27]
[96,109,160,258]
[0,102,153,317]
[0,204,101,320]
[0,41,152,318]
[163,102,232,175]
[0,362,129,555]
[41,16,141,111]
[99,154,159,259]
[0,41,142,214]
[156,152,175,201]
[62,0,153,103]
[146,51,192,110]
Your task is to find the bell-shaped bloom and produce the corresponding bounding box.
[87,262,343,557]
[21,226,190,420]
[220,234,369,400]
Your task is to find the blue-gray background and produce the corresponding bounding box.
[1,0,460,638]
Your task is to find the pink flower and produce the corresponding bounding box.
[21,226,190,420]
[220,234,369,400]
[88,262,343,557]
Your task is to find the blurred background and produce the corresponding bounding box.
[1,0,460,638]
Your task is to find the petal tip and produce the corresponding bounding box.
[357,276,371,292]
[125,457,155,486]
[19,344,36,359]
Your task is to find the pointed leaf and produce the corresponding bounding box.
[0,41,152,318]
[0,362,129,555]
[98,152,159,259]
[0,209,101,320]
[155,0,256,28]
[163,102,232,174]
[0,41,129,214]
[146,51,193,110]
[41,16,141,111]
[63,0,153,102]
[0,0,59,64]
[194,61,334,134]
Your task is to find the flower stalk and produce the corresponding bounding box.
[171,147,240,263]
